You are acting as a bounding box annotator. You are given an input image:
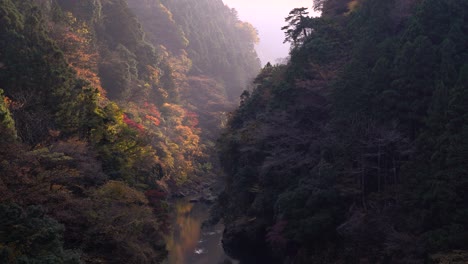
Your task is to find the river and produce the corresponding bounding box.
[163,198,238,264]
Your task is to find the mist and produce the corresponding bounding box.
[222,0,318,65]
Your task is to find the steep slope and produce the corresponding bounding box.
[127,0,261,137]
[158,0,261,100]
[218,0,468,263]
[126,0,261,184]
[0,0,260,262]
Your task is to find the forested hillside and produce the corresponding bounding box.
[0,0,259,262]
[218,0,468,263]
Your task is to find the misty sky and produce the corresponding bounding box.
[222,0,317,65]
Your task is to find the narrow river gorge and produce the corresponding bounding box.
[163,198,237,264]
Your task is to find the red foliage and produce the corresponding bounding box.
[123,114,145,132]
[144,103,162,118]
[143,103,161,126]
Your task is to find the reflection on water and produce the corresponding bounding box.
[163,199,236,264]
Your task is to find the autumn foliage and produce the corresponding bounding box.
[50,12,106,96]
[0,0,260,262]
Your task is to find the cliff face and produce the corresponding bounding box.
[218,0,468,263]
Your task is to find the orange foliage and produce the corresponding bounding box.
[175,125,200,147]
[142,102,162,126]
[3,96,11,107]
[118,101,203,183]
[51,12,106,97]
[163,103,185,118]
[3,96,23,110]
[147,65,161,84]
[145,115,161,126]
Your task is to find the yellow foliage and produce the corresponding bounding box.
[163,103,185,118]
[235,21,260,44]
[147,65,161,84]
[94,181,148,205]
[346,0,360,15]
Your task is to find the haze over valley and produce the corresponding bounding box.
[222,0,318,64]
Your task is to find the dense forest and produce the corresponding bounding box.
[218,0,468,263]
[1,0,468,263]
[0,0,259,262]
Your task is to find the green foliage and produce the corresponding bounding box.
[0,89,16,141]
[82,181,167,264]
[218,0,468,263]
[0,203,81,264]
[281,7,313,46]
[126,0,188,53]
[0,0,262,262]
[0,0,99,144]
[158,0,261,100]
[55,0,102,22]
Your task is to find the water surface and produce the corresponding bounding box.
[163,199,236,264]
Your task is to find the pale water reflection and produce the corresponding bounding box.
[163,199,237,264]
